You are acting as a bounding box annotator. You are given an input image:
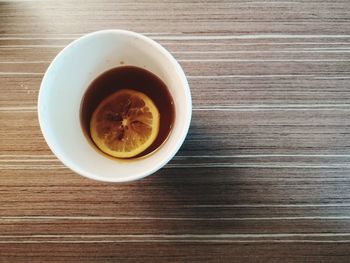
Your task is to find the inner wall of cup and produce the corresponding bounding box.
[117,39,186,147]
[40,31,189,180]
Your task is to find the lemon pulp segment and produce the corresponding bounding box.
[90,89,160,158]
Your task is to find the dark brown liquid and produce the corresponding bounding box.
[81,66,175,158]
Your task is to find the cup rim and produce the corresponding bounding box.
[38,29,192,182]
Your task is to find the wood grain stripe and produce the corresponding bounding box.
[1,233,350,244]
[1,216,350,221]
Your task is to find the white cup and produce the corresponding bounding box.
[38,30,192,182]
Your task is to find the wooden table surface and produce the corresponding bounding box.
[1,0,350,262]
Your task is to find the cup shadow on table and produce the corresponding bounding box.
[141,122,248,223]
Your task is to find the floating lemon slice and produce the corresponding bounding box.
[90,89,160,158]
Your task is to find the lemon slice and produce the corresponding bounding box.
[90,89,160,158]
